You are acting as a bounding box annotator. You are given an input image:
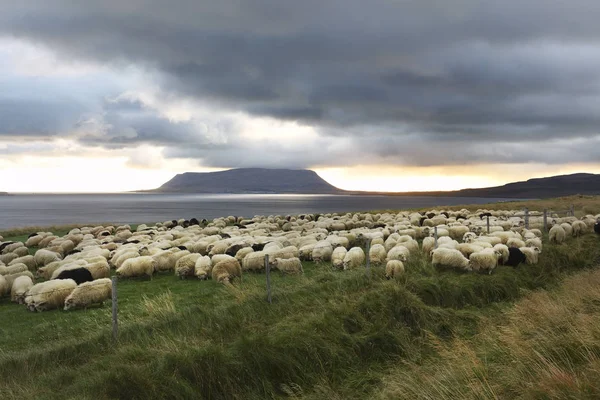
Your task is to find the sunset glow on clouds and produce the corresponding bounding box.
[2,1,600,193]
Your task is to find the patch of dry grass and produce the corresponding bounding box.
[377,268,600,400]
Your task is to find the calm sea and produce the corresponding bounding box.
[0,193,517,231]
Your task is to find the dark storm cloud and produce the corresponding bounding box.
[2,0,600,167]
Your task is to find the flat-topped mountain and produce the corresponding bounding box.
[150,168,345,194]
[148,169,600,198]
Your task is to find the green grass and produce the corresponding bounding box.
[1,231,599,399]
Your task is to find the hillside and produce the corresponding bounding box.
[149,168,345,194]
[442,172,600,198]
[149,169,600,198]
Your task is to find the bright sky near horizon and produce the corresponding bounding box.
[2,2,600,193]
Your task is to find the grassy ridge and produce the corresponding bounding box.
[1,233,599,399]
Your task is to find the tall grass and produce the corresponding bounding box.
[377,267,600,400]
[0,233,598,399]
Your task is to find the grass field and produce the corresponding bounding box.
[1,196,600,399]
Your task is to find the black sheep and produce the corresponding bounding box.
[225,244,245,257]
[479,212,493,220]
[252,243,267,251]
[190,218,200,226]
[55,268,94,285]
[503,247,527,267]
[594,222,600,235]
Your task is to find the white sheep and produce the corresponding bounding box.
[431,248,471,271]
[549,225,566,244]
[83,261,111,280]
[64,278,112,310]
[0,263,28,276]
[572,220,587,237]
[194,255,213,280]
[519,247,541,265]
[4,271,35,288]
[212,259,242,284]
[34,249,62,266]
[456,243,485,259]
[422,237,436,257]
[331,247,347,269]
[10,275,34,304]
[211,254,236,266]
[240,251,266,271]
[270,257,303,274]
[506,238,526,249]
[234,247,254,263]
[368,244,387,265]
[387,245,410,262]
[524,238,542,253]
[9,255,36,270]
[385,260,405,280]
[469,248,502,274]
[25,279,77,312]
[342,247,365,270]
[473,235,502,246]
[175,253,202,278]
[312,241,334,263]
[116,256,156,279]
[493,244,510,265]
[560,223,573,237]
[449,225,470,241]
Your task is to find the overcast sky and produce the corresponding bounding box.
[2,1,600,192]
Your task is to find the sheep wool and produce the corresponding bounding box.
[270,257,303,274]
[431,248,471,271]
[506,238,526,249]
[194,255,213,280]
[385,260,405,280]
[83,261,111,280]
[25,279,77,312]
[342,247,365,270]
[549,225,566,244]
[212,259,242,284]
[368,244,387,265]
[331,247,347,269]
[11,275,34,304]
[311,241,334,263]
[64,278,112,310]
[493,244,510,265]
[116,256,156,278]
[519,247,540,265]
[0,263,28,276]
[175,253,202,278]
[421,237,436,257]
[387,245,410,262]
[524,238,542,253]
[33,249,62,267]
[469,249,501,274]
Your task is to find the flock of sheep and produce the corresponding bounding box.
[1,208,599,313]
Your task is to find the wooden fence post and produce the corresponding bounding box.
[111,276,118,342]
[486,216,490,234]
[543,209,548,232]
[365,238,371,277]
[265,254,272,304]
[434,226,438,249]
[524,208,529,229]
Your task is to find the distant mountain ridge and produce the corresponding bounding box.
[150,168,345,194]
[444,173,600,198]
[148,169,600,198]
